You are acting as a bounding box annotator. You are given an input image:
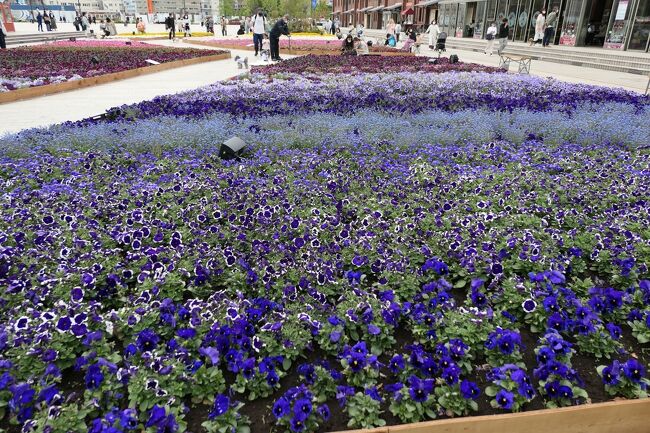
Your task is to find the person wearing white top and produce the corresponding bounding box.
[395,22,402,42]
[534,11,545,45]
[424,20,440,48]
[484,23,498,55]
[251,10,266,56]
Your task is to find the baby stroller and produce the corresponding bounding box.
[436,32,447,53]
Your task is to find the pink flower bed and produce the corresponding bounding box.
[189,37,403,53]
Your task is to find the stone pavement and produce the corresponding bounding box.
[416,45,649,93]
[0,41,286,137]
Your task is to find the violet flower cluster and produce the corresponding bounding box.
[0,70,649,433]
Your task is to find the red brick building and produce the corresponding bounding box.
[332,0,438,31]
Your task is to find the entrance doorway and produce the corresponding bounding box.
[584,0,615,46]
[628,0,650,50]
[464,2,478,36]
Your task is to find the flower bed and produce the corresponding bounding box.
[118,32,215,38]
[251,55,506,75]
[0,40,225,92]
[86,72,648,122]
[0,72,649,433]
[185,37,408,54]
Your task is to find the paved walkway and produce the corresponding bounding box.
[0,42,280,136]
[415,45,649,93]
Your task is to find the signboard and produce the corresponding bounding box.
[559,32,576,45]
[605,0,629,50]
[615,0,628,20]
[1,1,15,32]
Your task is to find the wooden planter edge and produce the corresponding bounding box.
[0,51,231,104]
[183,40,415,57]
[330,398,650,433]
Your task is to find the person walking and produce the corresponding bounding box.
[484,22,497,54]
[424,20,440,49]
[543,6,559,47]
[50,12,58,30]
[245,16,251,34]
[270,14,290,61]
[324,18,332,34]
[386,18,396,40]
[533,10,545,45]
[166,13,175,39]
[81,13,89,31]
[251,9,266,56]
[183,17,191,37]
[333,18,339,35]
[43,12,51,31]
[36,11,44,31]
[0,17,7,50]
[395,21,401,42]
[106,17,117,36]
[221,16,228,36]
[496,18,509,55]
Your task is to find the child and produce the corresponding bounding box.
[261,34,271,62]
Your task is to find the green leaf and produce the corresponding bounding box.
[282,358,292,370]
[454,279,466,288]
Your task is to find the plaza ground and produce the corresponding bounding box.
[1,26,649,136]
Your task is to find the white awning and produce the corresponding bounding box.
[417,0,439,6]
[384,3,402,10]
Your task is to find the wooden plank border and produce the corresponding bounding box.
[330,399,650,433]
[0,51,231,104]
[183,40,415,57]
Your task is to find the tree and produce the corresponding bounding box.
[280,0,310,18]
[220,0,235,17]
[313,0,331,19]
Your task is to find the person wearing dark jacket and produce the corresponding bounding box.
[270,15,290,61]
[166,14,175,39]
[341,34,356,55]
[497,18,509,55]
